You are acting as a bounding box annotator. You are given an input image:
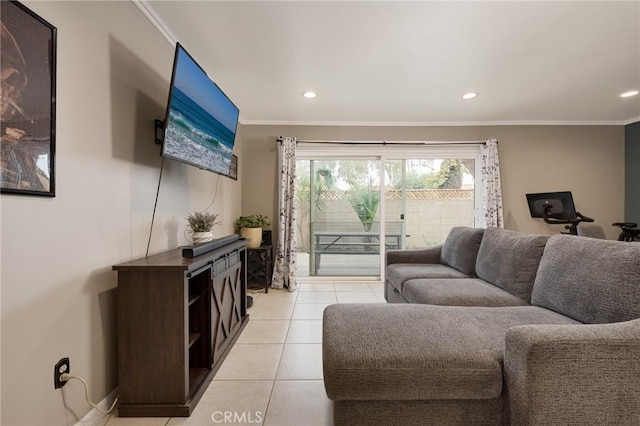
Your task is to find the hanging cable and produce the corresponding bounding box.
[203,173,220,212]
[146,156,165,258]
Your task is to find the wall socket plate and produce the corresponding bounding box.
[54,357,70,389]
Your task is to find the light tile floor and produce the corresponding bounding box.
[103,281,385,426]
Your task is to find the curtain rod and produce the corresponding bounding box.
[290,139,489,146]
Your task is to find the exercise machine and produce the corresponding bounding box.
[612,222,640,242]
[526,191,593,235]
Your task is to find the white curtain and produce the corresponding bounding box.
[272,136,298,291]
[481,139,504,227]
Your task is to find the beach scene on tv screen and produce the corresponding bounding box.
[163,47,239,175]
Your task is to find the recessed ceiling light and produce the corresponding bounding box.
[462,92,477,100]
[303,91,317,99]
[620,90,639,98]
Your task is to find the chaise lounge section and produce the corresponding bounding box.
[323,229,640,425]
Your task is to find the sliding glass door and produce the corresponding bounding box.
[295,144,482,279]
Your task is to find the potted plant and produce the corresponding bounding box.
[235,214,270,248]
[186,211,220,245]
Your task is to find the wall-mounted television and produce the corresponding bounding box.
[161,43,239,176]
[526,191,577,220]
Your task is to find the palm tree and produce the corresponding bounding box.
[346,185,380,232]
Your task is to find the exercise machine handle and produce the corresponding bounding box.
[542,205,593,235]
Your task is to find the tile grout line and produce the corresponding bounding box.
[262,289,298,425]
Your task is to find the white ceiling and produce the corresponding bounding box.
[140,1,640,125]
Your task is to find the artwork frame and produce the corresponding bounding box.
[1,0,57,197]
[228,155,238,180]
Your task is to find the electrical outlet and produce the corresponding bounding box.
[54,357,70,389]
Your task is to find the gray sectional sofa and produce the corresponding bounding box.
[385,227,551,306]
[323,226,640,425]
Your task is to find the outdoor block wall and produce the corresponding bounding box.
[296,189,475,251]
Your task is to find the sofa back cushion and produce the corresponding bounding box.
[440,227,485,276]
[475,227,549,303]
[531,235,640,324]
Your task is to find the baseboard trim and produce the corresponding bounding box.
[74,388,118,426]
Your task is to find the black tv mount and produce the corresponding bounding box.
[154,119,164,145]
[542,204,594,235]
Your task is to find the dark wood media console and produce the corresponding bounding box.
[113,239,248,417]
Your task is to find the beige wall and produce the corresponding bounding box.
[239,124,624,240]
[1,2,241,424]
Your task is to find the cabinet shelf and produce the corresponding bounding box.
[188,332,201,348]
[189,367,209,396]
[188,294,202,306]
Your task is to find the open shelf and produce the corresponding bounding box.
[188,367,209,397]
[188,294,202,306]
[188,332,201,348]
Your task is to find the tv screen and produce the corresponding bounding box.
[161,43,239,176]
[526,191,577,220]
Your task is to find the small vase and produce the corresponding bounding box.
[191,231,213,245]
[240,227,262,248]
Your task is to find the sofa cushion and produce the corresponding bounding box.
[475,227,549,304]
[441,227,485,276]
[531,235,640,324]
[403,278,528,306]
[386,263,469,293]
[323,304,578,402]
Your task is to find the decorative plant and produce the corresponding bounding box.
[346,186,380,232]
[235,214,271,231]
[186,211,220,233]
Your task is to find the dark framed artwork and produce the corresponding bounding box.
[228,155,238,180]
[1,1,56,196]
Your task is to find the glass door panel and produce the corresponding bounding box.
[384,158,476,249]
[295,158,382,277]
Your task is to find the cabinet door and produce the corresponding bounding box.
[211,258,244,365]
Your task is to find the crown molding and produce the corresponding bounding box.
[623,116,640,125]
[132,0,177,46]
